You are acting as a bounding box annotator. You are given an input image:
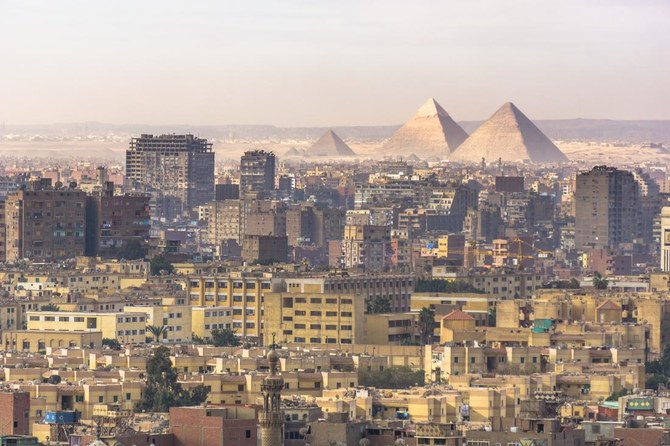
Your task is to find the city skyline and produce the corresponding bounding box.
[1,0,669,126]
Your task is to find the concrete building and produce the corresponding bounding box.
[125,134,215,218]
[170,405,258,446]
[661,206,670,272]
[264,291,366,346]
[186,273,284,340]
[84,182,150,258]
[26,311,147,344]
[200,200,242,245]
[5,180,86,262]
[574,166,639,250]
[342,225,391,272]
[240,150,276,195]
[242,235,288,264]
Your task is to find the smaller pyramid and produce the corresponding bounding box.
[450,102,568,163]
[285,147,304,157]
[382,98,468,158]
[307,130,356,156]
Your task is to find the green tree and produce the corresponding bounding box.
[366,296,391,314]
[135,346,209,412]
[120,239,147,260]
[191,334,206,345]
[211,328,241,347]
[592,272,609,290]
[418,307,435,345]
[358,366,425,389]
[646,374,668,390]
[40,303,60,311]
[414,279,485,294]
[487,306,497,327]
[150,256,175,276]
[147,325,167,343]
[606,388,630,401]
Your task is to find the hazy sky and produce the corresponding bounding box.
[1,0,668,126]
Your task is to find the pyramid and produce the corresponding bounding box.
[450,102,569,163]
[307,130,356,156]
[285,147,304,157]
[381,98,468,158]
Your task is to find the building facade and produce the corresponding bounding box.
[240,150,276,195]
[5,181,86,262]
[125,134,215,218]
[574,166,639,250]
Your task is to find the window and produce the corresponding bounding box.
[310,298,322,304]
[245,430,252,438]
[310,311,322,316]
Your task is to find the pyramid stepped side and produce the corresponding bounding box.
[308,130,356,156]
[381,98,468,158]
[450,102,568,163]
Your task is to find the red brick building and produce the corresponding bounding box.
[170,405,258,446]
[0,391,30,436]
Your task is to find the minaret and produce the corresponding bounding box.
[259,334,284,446]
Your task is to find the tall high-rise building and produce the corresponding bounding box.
[661,207,670,271]
[342,224,391,272]
[85,182,151,258]
[126,134,214,218]
[5,179,86,262]
[240,151,275,195]
[574,166,639,250]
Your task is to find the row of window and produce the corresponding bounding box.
[116,329,146,335]
[291,324,352,330]
[292,310,353,318]
[293,337,351,344]
[191,281,271,289]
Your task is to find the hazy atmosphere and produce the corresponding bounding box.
[1,0,669,126]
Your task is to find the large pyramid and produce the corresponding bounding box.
[381,98,468,158]
[307,130,356,156]
[450,102,569,163]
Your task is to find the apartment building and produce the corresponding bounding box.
[26,311,146,344]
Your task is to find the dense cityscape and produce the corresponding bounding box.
[2,2,669,446]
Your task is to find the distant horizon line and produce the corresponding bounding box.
[3,116,670,129]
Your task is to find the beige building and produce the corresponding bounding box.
[26,311,146,344]
[264,292,365,345]
[2,329,103,352]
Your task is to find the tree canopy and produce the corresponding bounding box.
[210,328,241,347]
[414,279,485,294]
[135,346,208,412]
[150,256,175,276]
[359,366,425,389]
[366,296,391,314]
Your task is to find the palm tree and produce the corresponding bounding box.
[418,307,435,345]
[147,325,167,343]
[593,272,609,290]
